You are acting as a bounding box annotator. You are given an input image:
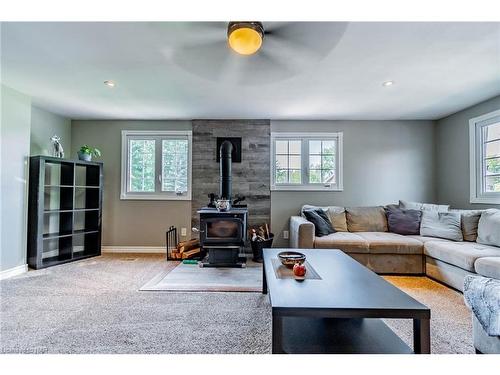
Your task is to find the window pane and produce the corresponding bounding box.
[485,176,500,193]
[289,170,301,184]
[289,155,301,169]
[322,141,336,154]
[485,139,500,159]
[162,139,188,193]
[322,155,335,169]
[309,169,321,183]
[322,169,335,183]
[275,140,288,154]
[309,155,321,169]
[309,140,321,154]
[485,122,500,142]
[486,157,500,174]
[276,169,287,184]
[289,141,301,154]
[129,139,155,192]
[276,155,288,169]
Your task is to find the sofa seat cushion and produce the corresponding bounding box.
[406,235,451,244]
[357,232,423,254]
[474,257,500,280]
[424,241,500,272]
[314,232,369,253]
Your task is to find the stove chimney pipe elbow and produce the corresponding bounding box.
[219,140,233,200]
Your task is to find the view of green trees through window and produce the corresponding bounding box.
[162,140,188,193]
[309,140,336,184]
[483,122,500,193]
[274,137,338,186]
[128,137,189,195]
[129,139,155,192]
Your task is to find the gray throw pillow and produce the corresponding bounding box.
[477,209,500,247]
[420,211,463,241]
[303,209,335,237]
[399,200,450,212]
[450,209,483,242]
[385,206,422,235]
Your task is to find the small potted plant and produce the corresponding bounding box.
[78,145,101,162]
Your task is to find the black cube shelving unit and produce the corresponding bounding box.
[27,156,103,269]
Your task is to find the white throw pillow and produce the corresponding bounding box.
[477,209,500,248]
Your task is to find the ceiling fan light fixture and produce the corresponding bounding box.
[227,22,264,55]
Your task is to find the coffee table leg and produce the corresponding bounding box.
[262,261,268,294]
[413,318,430,354]
[272,312,284,354]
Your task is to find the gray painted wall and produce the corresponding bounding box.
[71,120,192,247]
[30,106,71,157]
[191,120,271,233]
[1,85,31,271]
[271,120,436,247]
[436,95,500,210]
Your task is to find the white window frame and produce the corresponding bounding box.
[469,109,500,204]
[120,130,192,201]
[271,132,343,191]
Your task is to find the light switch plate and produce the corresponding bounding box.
[181,227,187,236]
[283,230,289,239]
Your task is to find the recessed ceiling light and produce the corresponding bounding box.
[382,80,394,87]
[104,80,115,87]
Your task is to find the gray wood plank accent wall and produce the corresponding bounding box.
[191,120,271,234]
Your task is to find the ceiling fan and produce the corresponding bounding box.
[167,22,348,85]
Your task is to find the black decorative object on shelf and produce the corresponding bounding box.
[216,137,241,163]
[27,156,103,269]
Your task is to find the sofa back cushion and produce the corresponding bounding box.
[346,206,388,232]
[300,205,348,232]
[450,209,483,242]
[420,211,463,241]
[326,206,348,232]
[385,206,422,235]
[477,209,500,247]
[399,200,450,212]
[303,209,335,237]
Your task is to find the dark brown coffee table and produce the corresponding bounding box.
[262,248,430,354]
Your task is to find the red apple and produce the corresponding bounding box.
[293,262,306,277]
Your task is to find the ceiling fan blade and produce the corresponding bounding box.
[170,40,234,81]
[264,22,348,57]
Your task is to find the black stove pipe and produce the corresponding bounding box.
[219,140,233,200]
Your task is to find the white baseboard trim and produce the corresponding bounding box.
[102,246,166,254]
[0,264,28,280]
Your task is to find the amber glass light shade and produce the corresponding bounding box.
[227,22,264,55]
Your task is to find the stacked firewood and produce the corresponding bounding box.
[170,239,201,260]
[250,223,272,242]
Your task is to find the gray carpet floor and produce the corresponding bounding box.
[0,254,474,354]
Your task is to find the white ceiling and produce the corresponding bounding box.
[1,22,499,120]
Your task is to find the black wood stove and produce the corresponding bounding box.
[197,140,248,268]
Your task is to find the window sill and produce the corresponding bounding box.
[120,194,192,201]
[470,196,500,204]
[271,185,343,192]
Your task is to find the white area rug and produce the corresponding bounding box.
[140,260,263,292]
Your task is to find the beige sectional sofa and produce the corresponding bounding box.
[289,204,500,291]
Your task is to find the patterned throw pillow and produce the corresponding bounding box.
[303,209,336,237]
[385,206,422,235]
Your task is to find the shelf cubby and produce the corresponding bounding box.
[28,156,103,269]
